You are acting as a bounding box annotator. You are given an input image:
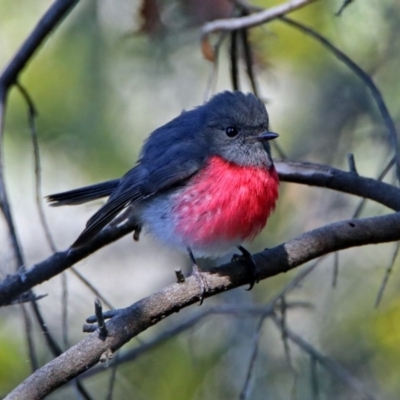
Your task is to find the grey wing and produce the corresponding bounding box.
[71,160,201,248]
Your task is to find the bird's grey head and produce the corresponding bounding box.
[202,91,278,168]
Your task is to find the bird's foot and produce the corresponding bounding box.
[187,247,208,305]
[231,245,259,291]
[191,264,209,305]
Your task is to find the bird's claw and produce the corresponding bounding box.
[192,264,209,305]
[231,246,260,290]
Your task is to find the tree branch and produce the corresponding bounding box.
[275,160,400,211]
[280,16,400,182]
[0,0,79,91]
[0,0,81,342]
[1,160,399,307]
[201,0,317,37]
[270,314,375,400]
[6,211,400,399]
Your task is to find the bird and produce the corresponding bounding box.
[47,91,279,297]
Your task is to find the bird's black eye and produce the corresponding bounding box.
[225,126,239,137]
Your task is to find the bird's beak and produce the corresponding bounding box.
[255,131,279,141]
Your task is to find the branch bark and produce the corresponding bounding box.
[201,0,317,37]
[6,211,400,399]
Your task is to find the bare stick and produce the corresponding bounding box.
[335,0,355,16]
[16,83,57,251]
[94,298,108,338]
[0,2,93,399]
[280,16,400,182]
[71,267,115,309]
[310,355,319,400]
[230,30,240,90]
[239,14,259,96]
[270,314,375,400]
[352,156,396,219]
[375,241,400,307]
[201,0,317,37]
[239,316,266,400]
[0,0,79,90]
[17,81,114,319]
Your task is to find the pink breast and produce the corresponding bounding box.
[173,156,279,247]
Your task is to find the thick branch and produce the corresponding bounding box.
[6,212,400,399]
[0,160,399,307]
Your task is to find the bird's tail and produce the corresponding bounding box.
[46,179,120,206]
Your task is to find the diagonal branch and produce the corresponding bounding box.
[270,314,375,400]
[0,0,79,91]
[280,16,400,182]
[6,211,400,399]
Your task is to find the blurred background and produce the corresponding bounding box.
[1,0,400,399]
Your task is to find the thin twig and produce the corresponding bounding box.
[279,297,294,370]
[310,355,319,400]
[61,273,69,349]
[229,4,288,159]
[16,83,73,354]
[16,83,114,350]
[230,30,240,90]
[16,83,57,252]
[230,0,262,13]
[0,85,39,376]
[0,2,93,399]
[352,156,395,219]
[375,241,400,307]
[31,300,62,355]
[20,305,39,372]
[71,267,115,309]
[95,298,108,338]
[106,351,119,400]
[0,0,80,265]
[270,257,325,306]
[347,153,358,175]
[335,0,355,16]
[332,252,339,288]
[83,304,306,376]
[239,13,259,96]
[280,16,400,183]
[239,316,266,400]
[0,95,25,269]
[201,0,317,36]
[270,314,375,400]
[0,0,80,89]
